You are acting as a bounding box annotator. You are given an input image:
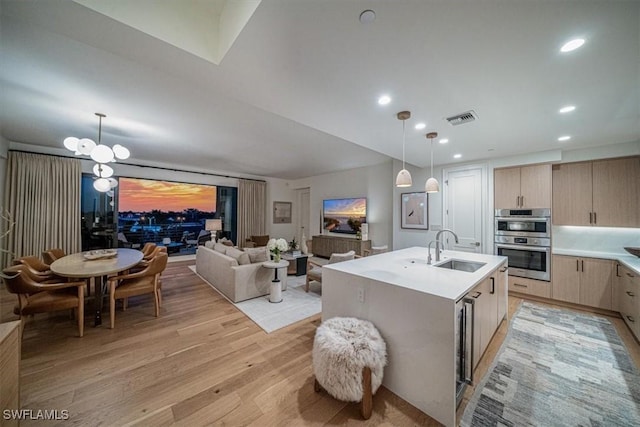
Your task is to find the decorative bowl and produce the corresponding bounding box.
[624,247,640,258]
[83,249,117,260]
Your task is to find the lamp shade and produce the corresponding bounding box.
[205,219,222,231]
[91,144,115,163]
[63,137,79,151]
[93,163,114,178]
[395,169,412,187]
[93,178,111,192]
[112,144,130,160]
[425,177,439,193]
[78,138,96,155]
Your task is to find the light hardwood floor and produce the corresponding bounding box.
[1,261,638,426]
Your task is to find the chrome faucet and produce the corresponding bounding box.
[427,240,437,264]
[432,229,460,262]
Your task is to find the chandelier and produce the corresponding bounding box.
[63,113,130,192]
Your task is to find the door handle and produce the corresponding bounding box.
[581,260,584,272]
[471,292,482,299]
[616,264,620,277]
[490,277,495,294]
[576,259,579,271]
[470,242,480,247]
[627,291,635,297]
[627,272,635,278]
[516,196,519,207]
[589,212,592,224]
[499,266,508,273]
[627,315,635,323]
[520,196,524,207]
[593,212,596,224]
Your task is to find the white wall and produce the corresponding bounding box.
[288,161,394,248]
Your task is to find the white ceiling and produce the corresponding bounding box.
[1,0,638,180]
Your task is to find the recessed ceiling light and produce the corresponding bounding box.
[453,154,462,159]
[560,38,585,53]
[559,105,576,113]
[558,135,571,142]
[415,123,426,130]
[378,95,391,105]
[439,138,449,144]
[359,10,376,24]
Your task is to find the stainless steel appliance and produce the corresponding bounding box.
[495,208,551,238]
[494,208,551,281]
[455,295,474,406]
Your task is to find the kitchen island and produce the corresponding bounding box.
[322,246,507,427]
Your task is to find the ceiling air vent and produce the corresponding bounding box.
[446,110,478,126]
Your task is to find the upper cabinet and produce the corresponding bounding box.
[494,164,552,209]
[553,157,640,227]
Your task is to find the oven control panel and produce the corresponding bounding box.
[495,236,550,247]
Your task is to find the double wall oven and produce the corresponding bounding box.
[494,208,551,281]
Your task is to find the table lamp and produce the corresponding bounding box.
[205,218,222,241]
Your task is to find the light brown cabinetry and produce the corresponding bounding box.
[552,157,640,227]
[470,275,499,369]
[494,164,552,209]
[617,264,640,340]
[552,255,613,309]
[311,235,371,258]
[0,321,21,427]
[508,276,551,298]
[496,262,508,324]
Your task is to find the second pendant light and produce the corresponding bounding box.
[425,132,439,193]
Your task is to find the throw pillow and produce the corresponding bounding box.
[251,235,270,246]
[214,242,228,254]
[244,247,268,263]
[226,247,250,265]
[204,240,215,249]
[329,250,356,264]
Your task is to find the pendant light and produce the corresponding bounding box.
[425,132,439,193]
[395,111,412,187]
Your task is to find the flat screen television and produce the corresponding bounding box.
[323,197,367,234]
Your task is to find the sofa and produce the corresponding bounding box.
[196,244,287,303]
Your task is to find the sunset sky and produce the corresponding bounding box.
[323,197,366,217]
[119,177,216,212]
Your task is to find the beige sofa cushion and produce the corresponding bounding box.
[329,250,356,264]
[214,242,228,254]
[226,247,250,265]
[244,247,268,263]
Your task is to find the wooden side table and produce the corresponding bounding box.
[262,260,289,303]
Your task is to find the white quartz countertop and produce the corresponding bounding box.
[552,248,640,275]
[324,246,507,301]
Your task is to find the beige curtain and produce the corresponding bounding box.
[237,179,266,247]
[2,152,82,267]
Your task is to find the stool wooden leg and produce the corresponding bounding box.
[361,366,372,420]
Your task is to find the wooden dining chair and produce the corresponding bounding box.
[42,248,66,265]
[108,252,168,329]
[2,265,86,337]
[141,242,157,259]
[12,256,61,282]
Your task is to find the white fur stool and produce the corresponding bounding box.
[312,317,387,419]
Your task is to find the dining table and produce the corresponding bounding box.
[50,248,143,326]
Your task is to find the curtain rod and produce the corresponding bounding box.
[9,149,266,183]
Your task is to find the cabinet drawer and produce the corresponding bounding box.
[508,276,551,298]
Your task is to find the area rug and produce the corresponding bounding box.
[461,301,640,427]
[188,266,321,333]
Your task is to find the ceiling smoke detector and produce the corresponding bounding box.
[446,110,478,126]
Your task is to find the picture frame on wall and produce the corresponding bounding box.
[401,192,429,229]
[273,201,292,223]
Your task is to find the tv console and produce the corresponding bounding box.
[312,235,371,258]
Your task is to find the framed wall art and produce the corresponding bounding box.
[273,201,292,223]
[401,192,429,230]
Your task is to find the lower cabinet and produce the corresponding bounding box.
[470,275,499,370]
[496,262,508,324]
[508,276,552,298]
[552,255,613,310]
[617,264,640,340]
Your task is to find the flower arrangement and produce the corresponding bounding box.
[267,238,288,262]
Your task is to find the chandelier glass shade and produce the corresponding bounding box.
[425,132,439,193]
[63,113,129,192]
[395,111,412,187]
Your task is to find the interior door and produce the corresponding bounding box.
[444,167,484,253]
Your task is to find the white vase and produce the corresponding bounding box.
[301,232,308,254]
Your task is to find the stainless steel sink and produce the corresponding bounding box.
[435,259,486,273]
